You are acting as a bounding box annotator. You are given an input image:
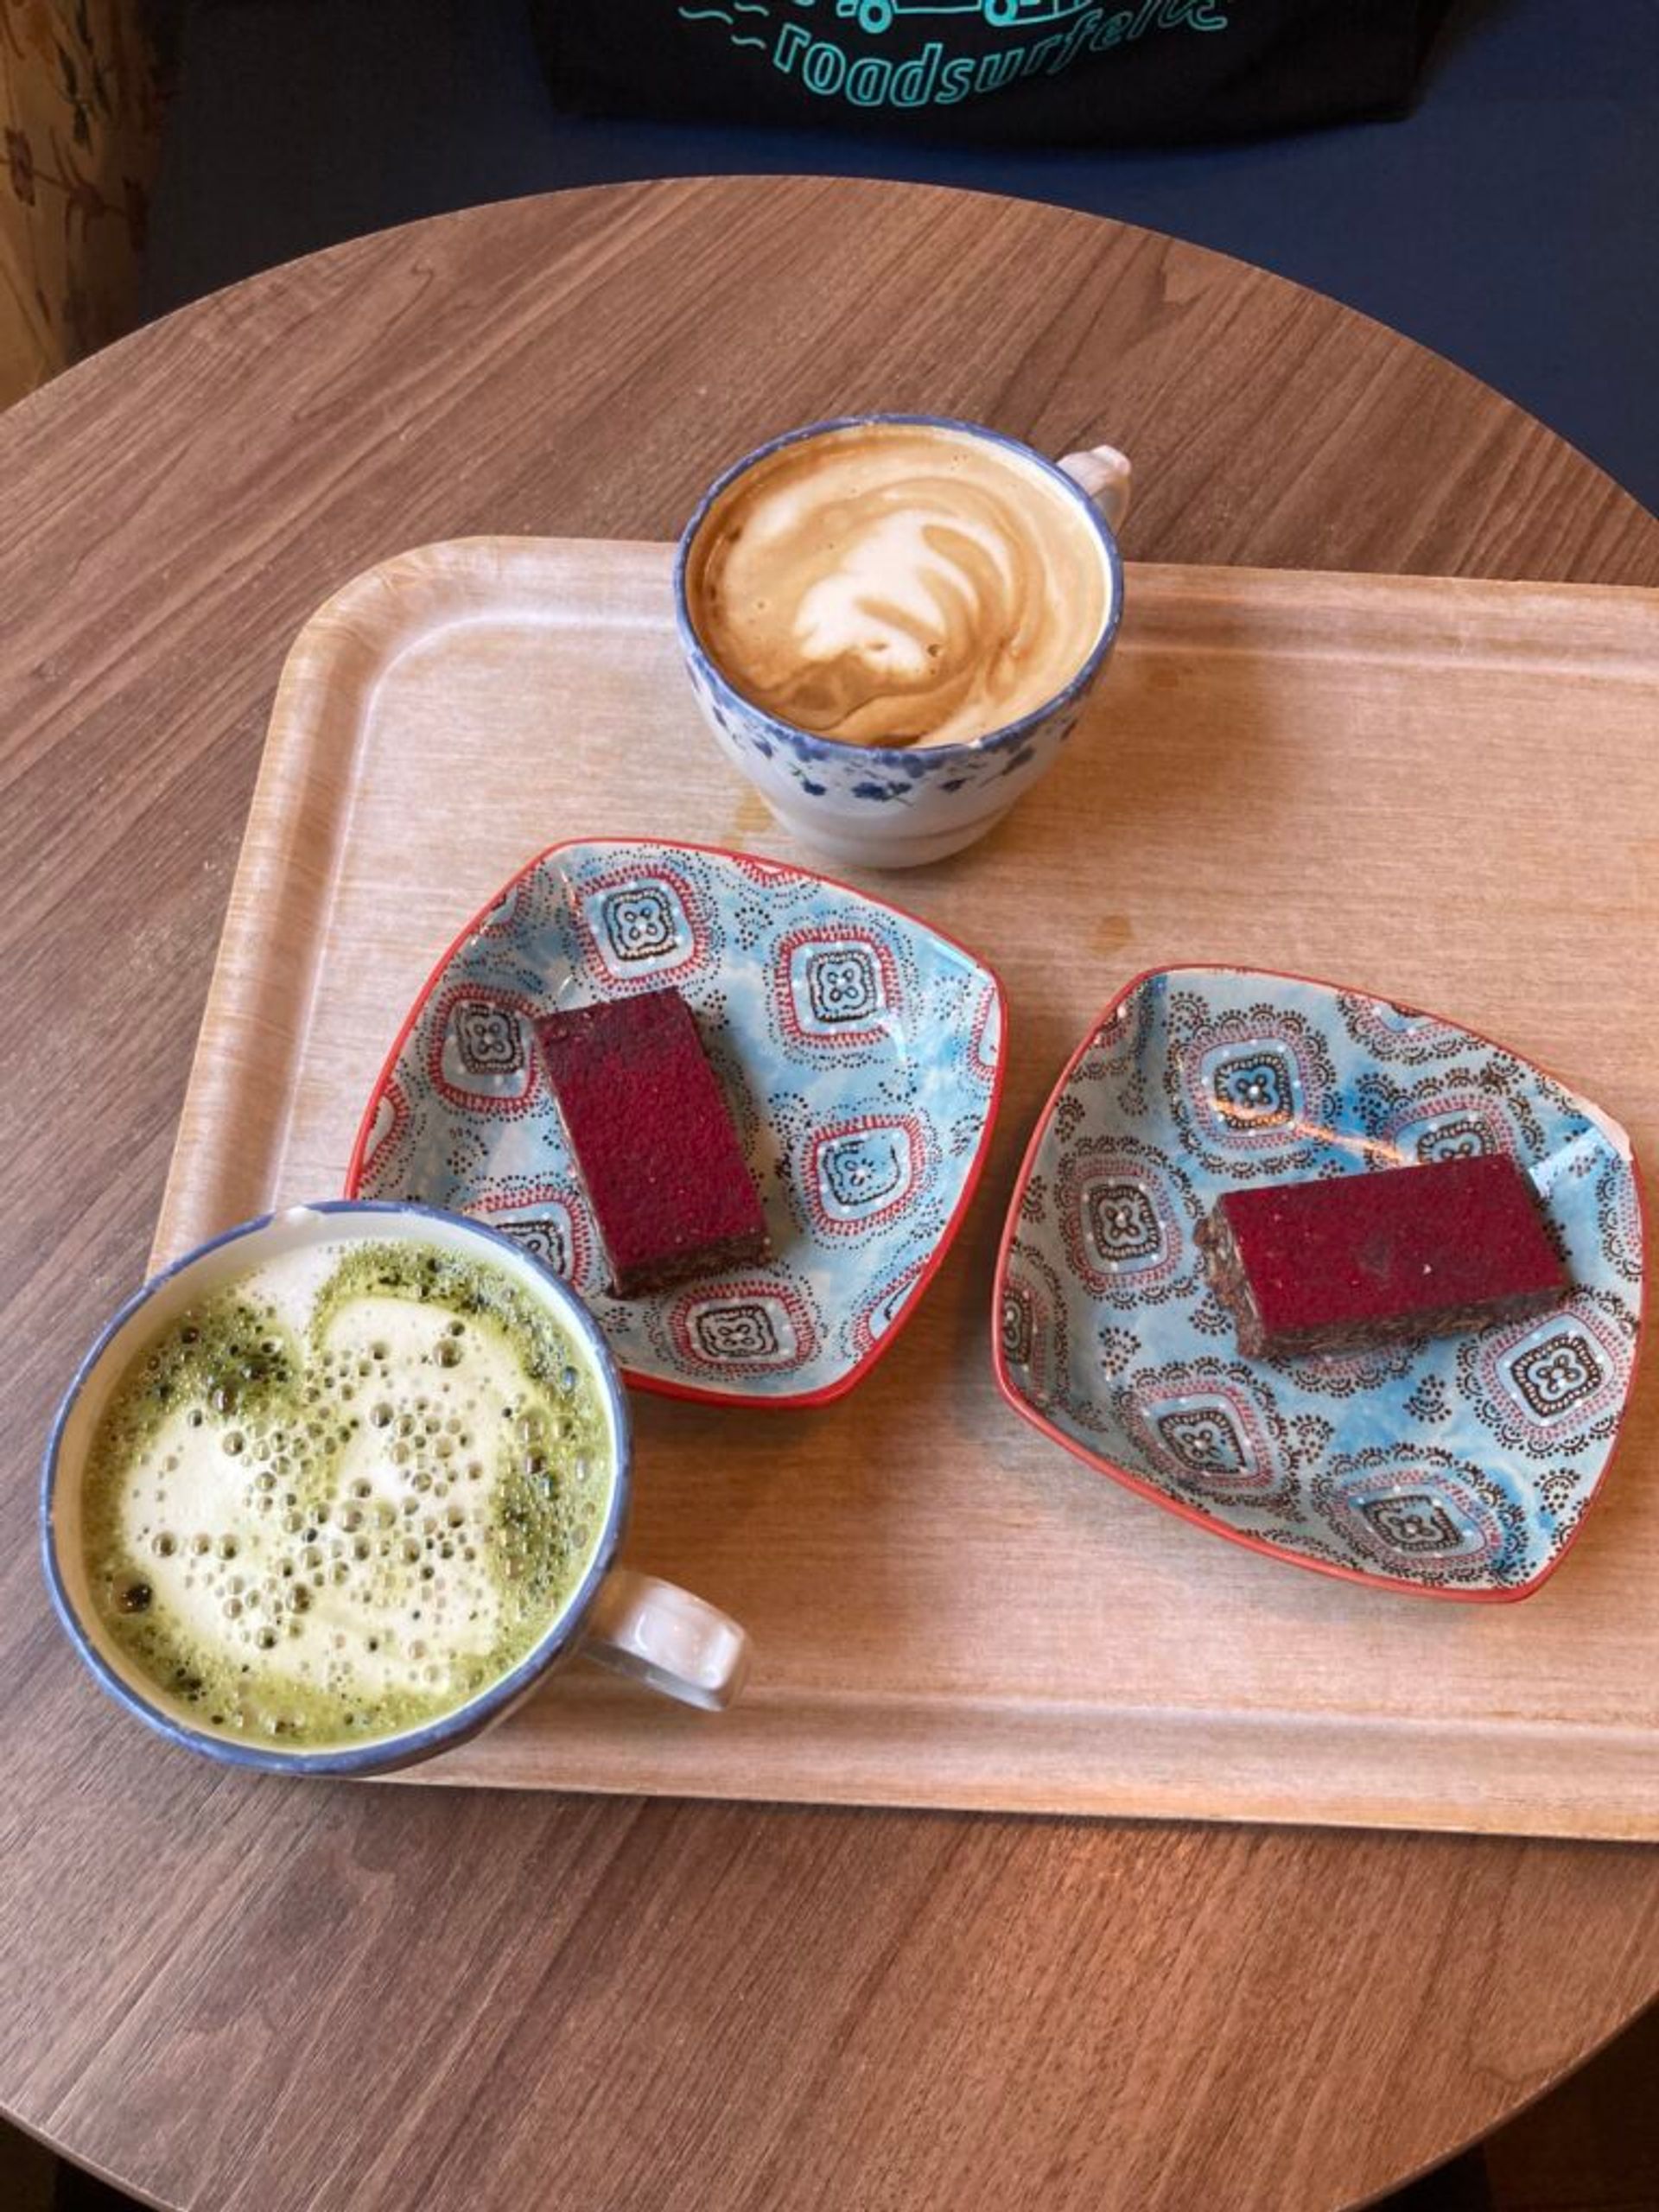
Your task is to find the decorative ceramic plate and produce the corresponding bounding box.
[348,839,1004,1406]
[994,966,1644,1599]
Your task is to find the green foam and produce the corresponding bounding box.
[81,1241,614,1751]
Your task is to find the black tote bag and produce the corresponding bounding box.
[531,0,1458,148]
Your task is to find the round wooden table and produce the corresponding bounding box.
[3,178,1656,2212]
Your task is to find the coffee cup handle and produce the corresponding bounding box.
[1058,442,1132,533]
[582,1567,751,1711]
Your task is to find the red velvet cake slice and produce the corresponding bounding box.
[537,989,769,1298]
[1197,1154,1567,1359]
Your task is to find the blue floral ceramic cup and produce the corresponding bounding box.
[675,415,1129,869]
[41,1201,750,1776]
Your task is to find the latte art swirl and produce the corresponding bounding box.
[690,427,1109,748]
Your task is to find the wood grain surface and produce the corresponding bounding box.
[149,535,1659,1840]
[3,179,1657,2212]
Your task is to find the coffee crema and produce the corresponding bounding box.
[79,1240,613,1749]
[688,423,1109,749]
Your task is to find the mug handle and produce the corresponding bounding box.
[582,1568,751,1711]
[1058,442,1133,534]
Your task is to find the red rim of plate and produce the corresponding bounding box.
[990,961,1647,1603]
[345,836,1007,1410]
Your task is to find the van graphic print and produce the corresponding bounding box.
[837,0,1095,30]
[672,0,1233,115]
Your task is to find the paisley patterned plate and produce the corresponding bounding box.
[347,840,1004,1406]
[994,966,1645,1599]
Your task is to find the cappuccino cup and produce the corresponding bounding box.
[41,1201,750,1777]
[676,414,1128,868]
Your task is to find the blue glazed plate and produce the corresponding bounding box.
[348,839,1004,1406]
[994,965,1645,1599]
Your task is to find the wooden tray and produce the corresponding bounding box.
[154,537,1659,1837]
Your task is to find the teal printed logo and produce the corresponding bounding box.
[677,0,772,52]
[675,0,1231,109]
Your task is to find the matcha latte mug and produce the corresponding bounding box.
[41,1201,751,1777]
[675,414,1131,868]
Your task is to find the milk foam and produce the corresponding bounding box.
[80,1241,613,1747]
[690,424,1109,748]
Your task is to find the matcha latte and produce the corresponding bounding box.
[79,1237,613,1750]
